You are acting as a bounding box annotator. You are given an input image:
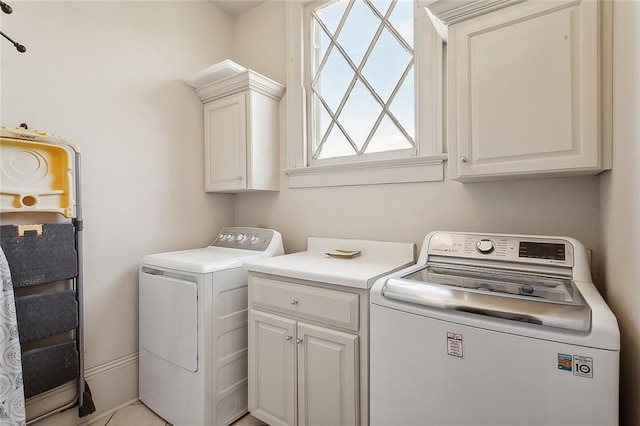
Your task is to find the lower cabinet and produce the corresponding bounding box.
[249,311,296,426]
[248,275,365,426]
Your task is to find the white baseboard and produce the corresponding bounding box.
[27,352,139,426]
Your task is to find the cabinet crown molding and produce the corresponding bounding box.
[425,0,525,25]
[186,59,285,104]
[193,69,285,104]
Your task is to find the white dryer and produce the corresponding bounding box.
[370,231,620,426]
[139,227,283,426]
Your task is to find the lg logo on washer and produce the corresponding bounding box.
[558,353,593,378]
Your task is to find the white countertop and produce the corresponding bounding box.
[243,237,416,289]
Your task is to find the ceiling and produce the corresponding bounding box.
[212,1,265,17]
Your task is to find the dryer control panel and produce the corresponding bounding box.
[212,227,276,251]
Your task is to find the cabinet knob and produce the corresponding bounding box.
[296,338,303,344]
[285,335,292,341]
[237,176,243,180]
[461,157,468,163]
[290,299,298,305]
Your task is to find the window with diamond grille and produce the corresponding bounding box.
[307,0,416,163]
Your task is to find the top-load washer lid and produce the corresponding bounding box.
[383,263,591,331]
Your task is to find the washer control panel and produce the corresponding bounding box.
[212,227,275,251]
[427,232,574,267]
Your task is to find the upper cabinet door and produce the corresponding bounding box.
[204,93,247,192]
[448,0,609,181]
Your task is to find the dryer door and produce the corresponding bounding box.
[140,268,198,372]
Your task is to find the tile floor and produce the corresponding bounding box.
[88,401,267,426]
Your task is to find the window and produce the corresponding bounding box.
[307,0,416,163]
[286,0,446,188]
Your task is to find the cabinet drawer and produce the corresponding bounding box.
[250,276,359,331]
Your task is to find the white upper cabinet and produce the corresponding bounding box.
[204,94,248,192]
[446,0,611,182]
[186,60,285,192]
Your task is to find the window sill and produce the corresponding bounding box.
[284,154,448,189]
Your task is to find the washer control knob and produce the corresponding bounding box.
[476,239,495,254]
[250,235,260,244]
[236,233,246,243]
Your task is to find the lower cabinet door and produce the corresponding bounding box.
[297,322,359,426]
[249,310,297,426]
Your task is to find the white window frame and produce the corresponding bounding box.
[285,0,447,188]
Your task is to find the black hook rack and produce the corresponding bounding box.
[0,1,11,14]
[1,1,26,53]
[1,30,25,52]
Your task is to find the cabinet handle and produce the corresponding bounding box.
[296,338,303,344]
[285,335,292,341]
[461,157,468,163]
[290,299,298,305]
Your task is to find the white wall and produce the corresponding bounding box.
[1,1,235,422]
[235,178,600,255]
[232,1,601,265]
[600,1,640,424]
[232,0,286,85]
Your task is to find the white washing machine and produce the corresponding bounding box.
[138,227,283,426]
[370,231,620,426]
